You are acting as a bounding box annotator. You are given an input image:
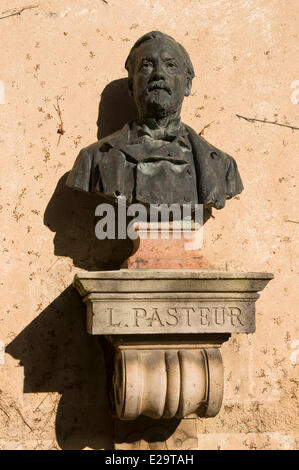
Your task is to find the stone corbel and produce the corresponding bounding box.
[73,269,273,421]
[112,338,225,420]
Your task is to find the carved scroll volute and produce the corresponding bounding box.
[113,348,224,420]
[204,348,224,417]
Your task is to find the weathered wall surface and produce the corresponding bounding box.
[0,0,298,449]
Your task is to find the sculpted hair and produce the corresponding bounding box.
[125,31,195,84]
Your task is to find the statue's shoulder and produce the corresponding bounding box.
[183,123,243,207]
[183,123,234,163]
[67,124,130,191]
[81,124,130,157]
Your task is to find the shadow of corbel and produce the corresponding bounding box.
[6,286,114,449]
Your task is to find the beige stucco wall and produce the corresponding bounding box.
[0,0,298,450]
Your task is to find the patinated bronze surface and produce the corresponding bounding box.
[67,31,243,209]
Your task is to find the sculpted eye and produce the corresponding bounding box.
[141,61,152,70]
[166,61,178,69]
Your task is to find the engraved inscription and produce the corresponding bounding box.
[229,307,243,326]
[134,308,147,327]
[200,307,211,326]
[108,307,121,327]
[214,307,225,325]
[103,305,246,330]
[183,308,194,327]
[166,308,179,326]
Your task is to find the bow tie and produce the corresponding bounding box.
[133,119,188,142]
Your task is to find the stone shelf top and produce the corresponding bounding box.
[74,269,274,296]
[75,269,274,280]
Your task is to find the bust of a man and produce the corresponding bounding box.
[67,31,243,209]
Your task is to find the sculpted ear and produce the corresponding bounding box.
[184,77,192,97]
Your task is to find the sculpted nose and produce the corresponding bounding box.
[150,63,165,81]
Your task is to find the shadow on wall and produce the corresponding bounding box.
[6,286,114,450]
[114,416,182,450]
[44,78,139,271]
[97,78,138,140]
[5,291,182,449]
[44,174,134,271]
[5,78,139,450]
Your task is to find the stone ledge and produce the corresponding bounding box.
[73,269,273,421]
[74,269,273,295]
[74,270,272,335]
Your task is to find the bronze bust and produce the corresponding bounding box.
[67,31,243,209]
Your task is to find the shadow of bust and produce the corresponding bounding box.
[44,173,135,271]
[97,78,138,140]
[44,78,141,271]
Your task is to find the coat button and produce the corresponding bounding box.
[211,151,218,159]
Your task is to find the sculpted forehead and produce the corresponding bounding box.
[134,38,185,66]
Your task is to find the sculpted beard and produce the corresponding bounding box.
[138,87,174,118]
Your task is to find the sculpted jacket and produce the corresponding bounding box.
[66,120,243,210]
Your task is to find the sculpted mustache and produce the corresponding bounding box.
[146,83,172,95]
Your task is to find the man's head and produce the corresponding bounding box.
[125,31,195,119]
